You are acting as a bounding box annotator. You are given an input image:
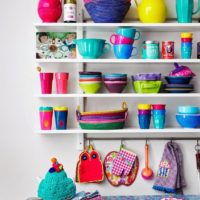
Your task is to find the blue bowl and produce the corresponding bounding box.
[165,76,193,84]
[178,106,199,114]
[176,114,200,128]
[104,74,127,78]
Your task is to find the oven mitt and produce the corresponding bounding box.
[76,145,104,183]
[111,147,137,176]
[104,151,139,186]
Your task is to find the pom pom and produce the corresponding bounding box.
[51,157,57,164]
[49,167,56,173]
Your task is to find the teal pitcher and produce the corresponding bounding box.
[176,0,200,23]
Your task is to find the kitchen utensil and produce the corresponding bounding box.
[141,142,154,179]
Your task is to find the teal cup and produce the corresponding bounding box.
[153,114,165,129]
[116,27,141,40]
[181,42,192,59]
[176,0,200,23]
[74,39,111,59]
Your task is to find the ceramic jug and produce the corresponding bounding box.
[176,0,200,23]
[134,0,167,23]
[38,0,62,22]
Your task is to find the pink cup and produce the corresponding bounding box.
[39,107,53,130]
[110,34,134,45]
[40,73,53,94]
[55,73,69,94]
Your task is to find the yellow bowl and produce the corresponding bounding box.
[138,104,151,110]
[181,32,193,38]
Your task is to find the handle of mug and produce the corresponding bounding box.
[110,34,116,45]
[131,46,138,57]
[102,43,111,55]
[134,31,141,40]
[193,0,200,14]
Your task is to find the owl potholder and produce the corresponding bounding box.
[76,145,104,183]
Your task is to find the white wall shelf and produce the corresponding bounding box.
[36,59,200,64]
[35,22,200,32]
[36,93,200,98]
[36,128,200,135]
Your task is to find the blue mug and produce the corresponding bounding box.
[138,114,151,129]
[116,27,141,40]
[176,0,200,23]
[153,114,165,129]
[114,44,138,59]
[181,42,192,59]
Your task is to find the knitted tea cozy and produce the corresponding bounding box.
[38,158,76,200]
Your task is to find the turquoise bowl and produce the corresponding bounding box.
[74,39,111,59]
[178,106,199,114]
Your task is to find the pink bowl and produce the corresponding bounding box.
[104,81,127,84]
[110,34,134,45]
[152,104,166,110]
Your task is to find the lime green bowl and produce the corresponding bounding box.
[79,82,102,94]
[133,81,162,94]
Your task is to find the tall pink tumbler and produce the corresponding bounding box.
[55,73,69,94]
[39,107,53,130]
[40,73,53,94]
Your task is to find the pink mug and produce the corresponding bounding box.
[55,72,69,94]
[40,73,53,94]
[110,34,134,45]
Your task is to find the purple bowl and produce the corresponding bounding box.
[80,114,125,120]
[104,82,127,93]
[104,77,127,81]
[79,72,102,75]
[138,110,151,115]
[132,73,162,81]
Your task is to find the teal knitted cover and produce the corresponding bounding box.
[38,170,76,200]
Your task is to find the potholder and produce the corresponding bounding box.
[112,147,137,176]
[76,145,104,183]
[104,151,139,186]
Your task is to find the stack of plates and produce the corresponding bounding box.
[164,76,194,93]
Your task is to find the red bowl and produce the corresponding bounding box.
[152,104,166,110]
[181,38,192,42]
[79,78,102,82]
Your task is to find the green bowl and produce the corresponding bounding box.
[79,82,102,94]
[79,121,125,130]
[133,81,162,94]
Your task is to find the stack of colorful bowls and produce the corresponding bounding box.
[176,106,200,128]
[76,102,128,130]
[181,32,193,59]
[79,72,102,94]
[132,73,162,94]
[110,27,140,59]
[138,104,151,129]
[152,104,166,129]
[103,73,128,93]
[164,63,195,93]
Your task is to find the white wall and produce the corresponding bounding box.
[0,1,200,200]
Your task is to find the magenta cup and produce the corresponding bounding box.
[55,73,69,94]
[110,34,134,45]
[39,107,53,130]
[138,109,151,115]
[40,73,53,94]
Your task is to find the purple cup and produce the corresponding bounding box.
[138,110,151,115]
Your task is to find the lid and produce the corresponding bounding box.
[143,41,159,44]
[39,107,53,112]
[54,106,68,111]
